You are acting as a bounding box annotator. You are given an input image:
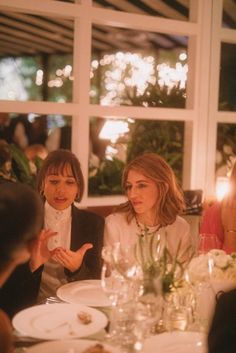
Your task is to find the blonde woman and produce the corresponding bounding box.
[104,152,192,262]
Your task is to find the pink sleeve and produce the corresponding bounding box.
[200,202,224,247]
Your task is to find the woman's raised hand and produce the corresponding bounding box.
[29,229,57,272]
[51,243,93,272]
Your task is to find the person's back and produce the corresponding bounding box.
[0,182,43,353]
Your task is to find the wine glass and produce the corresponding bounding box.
[101,246,128,342]
[185,249,217,331]
[112,242,139,280]
[198,233,220,255]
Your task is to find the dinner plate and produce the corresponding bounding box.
[12,303,108,340]
[57,280,110,307]
[143,331,207,353]
[25,339,121,353]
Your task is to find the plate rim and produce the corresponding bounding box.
[12,303,108,340]
[56,279,110,307]
[24,338,121,353]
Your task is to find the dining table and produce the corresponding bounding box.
[12,279,208,353]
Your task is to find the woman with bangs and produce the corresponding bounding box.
[35,149,104,302]
[0,149,104,317]
[104,152,192,262]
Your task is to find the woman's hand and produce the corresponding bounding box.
[51,243,93,272]
[29,229,57,272]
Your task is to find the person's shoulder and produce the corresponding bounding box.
[105,212,127,223]
[173,215,190,228]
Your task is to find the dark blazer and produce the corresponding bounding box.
[208,288,236,353]
[0,205,104,318]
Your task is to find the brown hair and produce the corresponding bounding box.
[116,152,185,226]
[36,149,84,202]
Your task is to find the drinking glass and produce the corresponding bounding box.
[198,233,220,254]
[101,262,122,341]
[164,288,194,332]
[193,282,216,332]
[101,245,132,342]
[137,272,163,334]
[112,242,138,280]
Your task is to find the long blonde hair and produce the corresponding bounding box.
[116,152,185,226]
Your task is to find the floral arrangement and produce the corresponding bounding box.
[134,227,191,293]
[187,249,236,284]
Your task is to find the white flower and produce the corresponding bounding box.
[188,255,211,282]
[214,254,232,269]
[187,251,236,283]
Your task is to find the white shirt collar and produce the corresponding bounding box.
[45,201,71,222]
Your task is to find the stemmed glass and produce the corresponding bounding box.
[132,272,163,352]
[101,246,128,342]
[185,251,216,331]
[112,242,138,280]
[198,233,220,255]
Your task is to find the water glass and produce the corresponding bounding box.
[164,289,193,332]
[165,305,189,331]
[198,233,220,254]
[193,282,216,332]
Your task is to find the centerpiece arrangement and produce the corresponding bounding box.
[133,226,191,295]
[187,249,236,293]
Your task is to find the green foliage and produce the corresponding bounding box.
[9,145,43,188]
[127,119,184,183]
[10,144,35,187]
[135,226,161,276]
[126,82,185,108]
[17,56,42,101]
[88,157,125,195]
[47,54,73,102]
[135,228,192,294]
[216,123,236,172]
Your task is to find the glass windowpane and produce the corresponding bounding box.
[89,116,184,196]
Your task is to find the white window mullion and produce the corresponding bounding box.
[206,0,223,197]
[190,0,214,196]
[72,3,92,203]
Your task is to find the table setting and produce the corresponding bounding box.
[14,233,236,353]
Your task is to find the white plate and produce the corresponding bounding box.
[12,303,108,340]
[25,339,121,353]
[143,332,207,353]
[57,280,110,307]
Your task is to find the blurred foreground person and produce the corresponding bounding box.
[0,183,44,353]
[208,288,236,353]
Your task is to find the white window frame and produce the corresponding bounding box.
[0,0,235,206]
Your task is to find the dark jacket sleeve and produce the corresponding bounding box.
[65,207,104,281]
[208,288,236,353]
[0,263,42,318]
